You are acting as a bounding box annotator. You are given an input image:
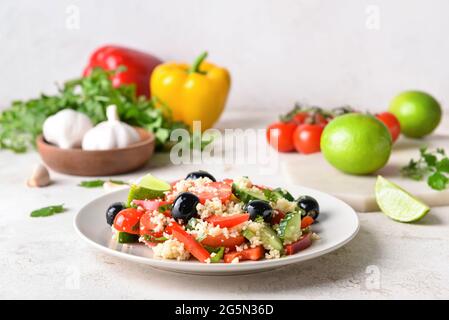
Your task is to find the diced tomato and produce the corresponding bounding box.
[206,213,249,228]
[224,246,265,263]
[201,234,246,249]
[113,208,144,235]
[301,216,314,229]
[169,222,210,262]
[139,212,164,239]
[133,199,170,212]
[284,233,313,255]
[222,178,233,186]
[271,210,285,225]
[196,182,232,204]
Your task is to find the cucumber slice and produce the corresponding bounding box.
[117,232,139,244]
[204,246,225,263]
[242,228,256,240]
[276,188,294,201]
[259,225,283,251]
[277,211,302,244]
[232,183,266,203]
[266,188,295,202]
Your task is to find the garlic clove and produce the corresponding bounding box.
[27,164,51,188]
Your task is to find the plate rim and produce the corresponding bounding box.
[74,185,360,273]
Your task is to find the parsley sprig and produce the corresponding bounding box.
[401,147,449,190]
[0,67,187,153]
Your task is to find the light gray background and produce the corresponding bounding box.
[0,0,448,113]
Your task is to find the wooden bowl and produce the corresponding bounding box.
[36,127,155,176]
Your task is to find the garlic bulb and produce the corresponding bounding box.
[43,109,93,149]
[82,105,140,150]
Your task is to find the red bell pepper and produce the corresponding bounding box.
[83,45,162,97]
[301,216,314,229]
[224,246,264,263]
[201,234,246,249]
[166,222,210,262]
[206,213,250,228]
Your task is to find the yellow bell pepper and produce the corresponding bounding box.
[150,52,231,131]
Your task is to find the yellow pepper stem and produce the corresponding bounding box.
[188,51,208,74]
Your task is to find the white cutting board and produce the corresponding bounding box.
[281,134,449,212]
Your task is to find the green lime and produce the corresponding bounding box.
[320,113,392,175]
[126,174,171,206]
[139,173,171,191]
[375,176,430,222]
[389,90,442,138]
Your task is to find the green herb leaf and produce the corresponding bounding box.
[423,153,437,167]
[158,203,172,213]
[402,147,449,191]
[436,158,449,173]
[428,172,449,191]
[30,204,65,218]
[78,179,128,188]
[400,159,428,181]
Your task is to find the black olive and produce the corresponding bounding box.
[171,192,200,223]
[297,195,319,220]
[245,200,273,222]
[106,202,125,226]
[185,170,216,182]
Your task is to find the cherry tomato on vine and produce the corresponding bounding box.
[293,124,324,154]
[266,122,297,152]
[292,112,308,125]
[313,113,329,126]
[376,112,401,143]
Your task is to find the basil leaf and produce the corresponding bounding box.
[30,204,65,218]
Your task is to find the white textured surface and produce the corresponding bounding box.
[0,110,449,299]
[1,0,449,113]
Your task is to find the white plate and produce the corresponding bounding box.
[74,184,359,275]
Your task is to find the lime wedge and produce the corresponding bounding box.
[139,173,171,191]
[126,174,171,206]
[375,176,430,222]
